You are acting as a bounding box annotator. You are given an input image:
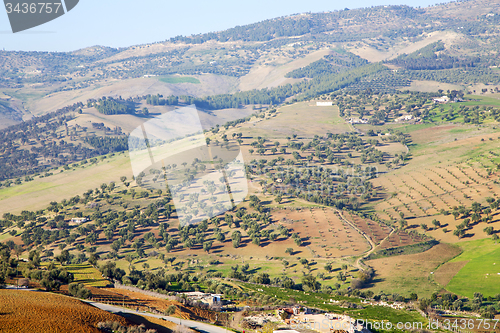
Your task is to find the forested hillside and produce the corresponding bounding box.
[0,102,128,182]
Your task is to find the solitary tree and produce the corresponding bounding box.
[203,241,213,253]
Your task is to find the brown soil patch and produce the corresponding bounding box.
[344,212,391,245]
[379,229,426,249]
[272,208,371,258]
[126,314,179,333]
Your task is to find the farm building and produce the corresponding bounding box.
[394,114,421,123]
[433,96,450,103]
[182,291,223,306]
[316,101,333,106]
[70,217,88,224]
[348,118,368,124]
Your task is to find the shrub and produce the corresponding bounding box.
[97,321,156,333]
[165,305,177,315]
[68,282,92,299]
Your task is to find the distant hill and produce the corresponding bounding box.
[0,0,499,116]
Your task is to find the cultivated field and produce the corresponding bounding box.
[0,289,129,333]
[373,162,493,220]
[343,212,392,245]
[271,208,371,258]
[65,264,110,287]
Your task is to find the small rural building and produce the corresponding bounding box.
[316,101,333,106]
[433,96,450,103]
[71,217,88,224]
[182,292,223,306]
[348,118,368,124]
[394,114,421,123]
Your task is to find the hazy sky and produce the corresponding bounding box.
[0,0,445,52]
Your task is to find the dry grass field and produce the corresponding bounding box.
[373,162,500,243]
[0,152,133,216]
[237,49,330,91]
[405,80,464,93]
[241,101,351,139]
[433,261,469,287]
[347,31,463,63]
[68,104,255,135]
[365,243,461,298]
[29,74,238,116]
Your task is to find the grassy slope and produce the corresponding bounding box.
[0,152,133,216]
[445,239,500,298]
[365,243,461,299]
[363,94,500,297]
[158,76,201,84]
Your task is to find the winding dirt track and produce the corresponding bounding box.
[335,210,395,270]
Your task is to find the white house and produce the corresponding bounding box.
[433,96,450,103]
[348,118,368,124]
[395,114,419,122]
[71,217,88,224]
[316,101,333,106]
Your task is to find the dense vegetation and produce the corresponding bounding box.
[285,50,369,79]
[186,63,384,110]
[387,41,479,71]
[0,101,129,182]
[94,97,136,115]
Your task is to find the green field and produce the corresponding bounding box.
[0,232,15,242]
[158,76,200,84]
[446,239,500,298]
[64,264,110,287]
[463,94,500,107]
